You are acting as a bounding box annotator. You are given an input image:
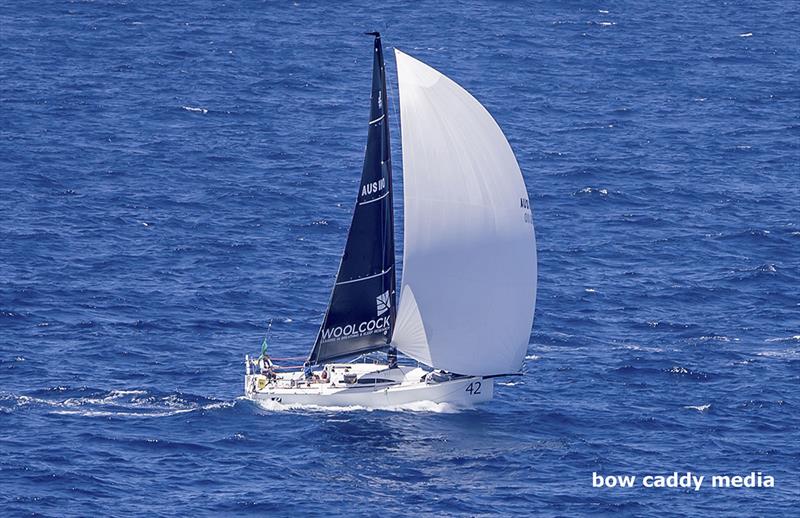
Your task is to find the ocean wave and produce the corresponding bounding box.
[684,404,711,412]
[755,263,778,273]
[718,228,773,241]
[696,335,732,343]
[765,335,800,343]
[645,320,694,331]
[181,105,208,114]
[574,186,610,197]
[721,263,781,282]
[2,388,234,418]
[665,366,712,380]
[618,344,664,352]
[755,349,800,360]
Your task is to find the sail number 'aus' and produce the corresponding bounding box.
[361,178,386,198]
[520,197,533,225]
[465,381,482,395]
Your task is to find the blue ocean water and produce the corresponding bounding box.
[2,0,799,515]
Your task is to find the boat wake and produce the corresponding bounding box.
[249,397,465,414]
[0,388,234,418]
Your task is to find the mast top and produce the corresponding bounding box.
[365,31,381,38]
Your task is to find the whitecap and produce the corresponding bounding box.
[764,335,799,343]
[201,401,236,412]
[756,349,800,359]
[698,335,730,342]
[182,105,208,114]
[16,395,60,407]
[109,389,148,396]
[525,354,541,360]
[684,404,711,412]
[9,388,234,418]
[739,32,753,37]
[48,397,233,418]
[576,187,610,196]
[619,343,664,352]
[50,408,197,418]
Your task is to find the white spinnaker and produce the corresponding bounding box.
[391,50,537,377]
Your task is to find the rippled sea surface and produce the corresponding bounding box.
[2,1,799,516]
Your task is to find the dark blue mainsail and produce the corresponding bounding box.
[308,33,396,364]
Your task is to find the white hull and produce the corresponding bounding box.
[244,363,492,409]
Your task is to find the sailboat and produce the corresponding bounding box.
[244,33,537,408]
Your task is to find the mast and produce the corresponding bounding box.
[307,33,397,365]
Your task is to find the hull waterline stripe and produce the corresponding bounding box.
[335,266,393,285]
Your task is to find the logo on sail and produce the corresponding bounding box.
[376,290,390,316]
[320,315,390,343]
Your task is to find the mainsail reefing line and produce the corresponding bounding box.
[308,33,396,365]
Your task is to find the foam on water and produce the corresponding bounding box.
[765,335,800,343]
[2,389,235,418]
[250,397,464,414]
[181,105,208,114]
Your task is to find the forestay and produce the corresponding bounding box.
[392,50,537,376]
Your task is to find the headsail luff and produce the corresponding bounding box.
[308,34,397,365]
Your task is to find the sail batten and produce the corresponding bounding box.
[392,50,537,376]
[307,35,396,365]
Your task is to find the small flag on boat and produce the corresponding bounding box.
[259,318,273,359]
